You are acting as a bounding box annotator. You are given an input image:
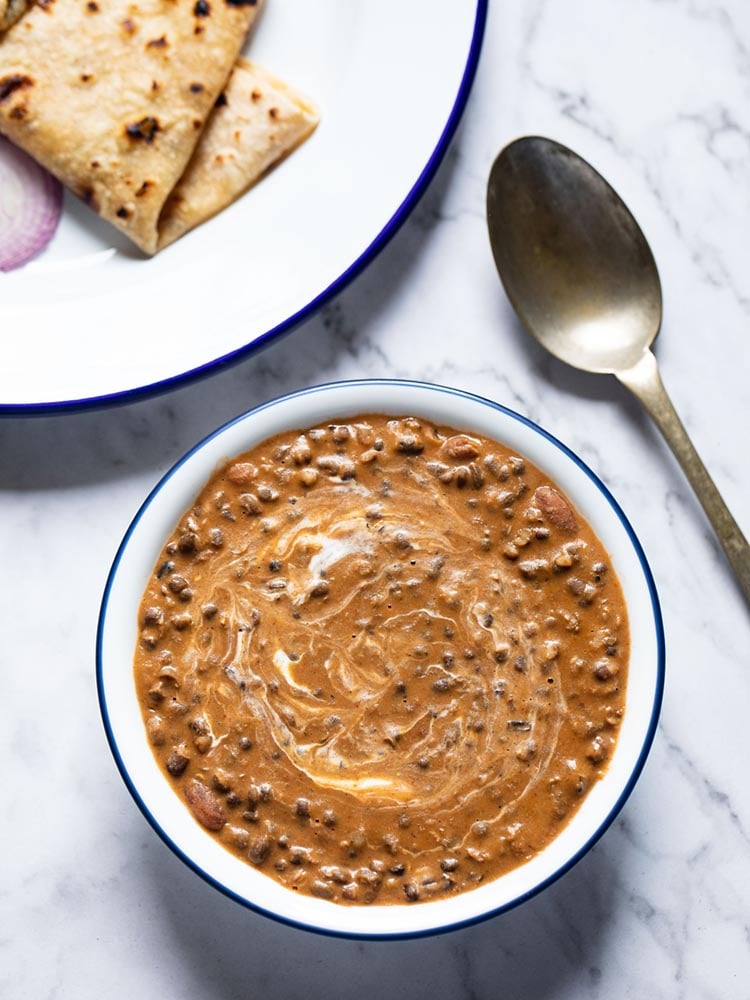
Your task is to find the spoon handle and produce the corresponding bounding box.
[616,350,750,606]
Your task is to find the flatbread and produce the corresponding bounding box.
[0,0,263,253]
[0,0,29,34]
[158,58,318,249]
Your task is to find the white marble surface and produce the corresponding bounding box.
[2,0,749,996]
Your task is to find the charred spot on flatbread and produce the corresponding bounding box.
[0,73,32,103]
[79,186,100,211]
[193,0,210,15]
[125,116,161,143]
[0,0,32,32]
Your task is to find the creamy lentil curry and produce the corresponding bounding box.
[134,415,628,905]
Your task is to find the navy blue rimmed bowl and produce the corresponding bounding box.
[97,379,664,938]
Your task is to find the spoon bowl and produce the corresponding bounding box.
[486,136,750,605]
[487,136,661,374]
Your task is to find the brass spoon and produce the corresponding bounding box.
[486,135,750,605]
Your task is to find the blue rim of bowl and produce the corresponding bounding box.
[2,3,488,417]
[97,377,666,941]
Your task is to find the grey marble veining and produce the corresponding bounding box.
[1,1,749,997]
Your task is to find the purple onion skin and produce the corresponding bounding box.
[0,136,64,272]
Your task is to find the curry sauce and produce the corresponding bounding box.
[134,415,628,904]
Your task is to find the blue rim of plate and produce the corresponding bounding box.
[3,3,488,416]
[97,377,666,941]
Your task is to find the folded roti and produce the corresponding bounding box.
[158,58,318,249]
[0,0,266,253]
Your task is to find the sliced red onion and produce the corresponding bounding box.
[0,135,63,272]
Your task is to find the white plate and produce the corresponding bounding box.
[98,379,664,939]
[0,1,487,412]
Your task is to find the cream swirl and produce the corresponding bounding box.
[185,472,566,828]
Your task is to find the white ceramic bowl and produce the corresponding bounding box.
[97,379,664,938]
